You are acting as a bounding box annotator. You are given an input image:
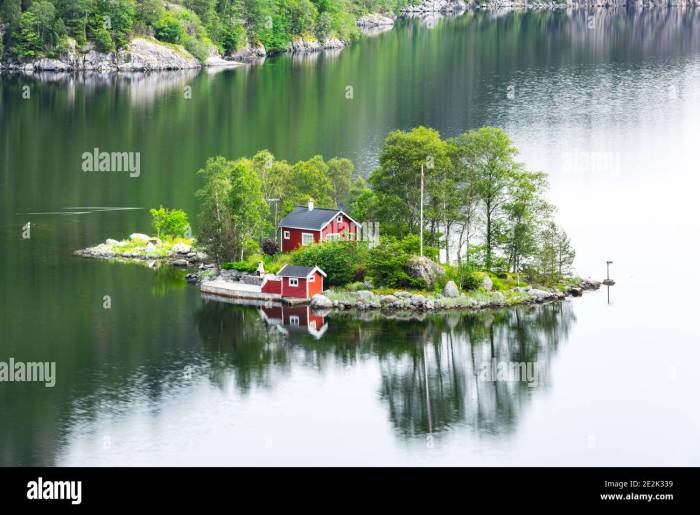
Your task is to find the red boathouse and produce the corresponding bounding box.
[261,265,326,300]
[278,199,361,252]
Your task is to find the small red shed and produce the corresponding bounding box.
[278,199,361,252]
[264,264,326,300]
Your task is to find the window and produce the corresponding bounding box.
[289,278,298,287]
[336,215,343,223]
[325,233,341,242]
[308,275,315,282]
[289,316,300,326]
[283,230,290,240]
[302,233,314,246]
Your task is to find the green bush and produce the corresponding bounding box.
[291,241,367,287]
[92,25,114,52]
[149,206,190,239]
[154,11,183,43]
[183,36,209,62]
[456,263,480,291]
[222,261,258,273]
[366,237,415,288]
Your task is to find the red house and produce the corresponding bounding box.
[261,264,326,300]
[278,199,361,252]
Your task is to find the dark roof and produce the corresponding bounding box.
[277,265,326,278]
[278,207,341,230]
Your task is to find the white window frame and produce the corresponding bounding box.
[325,233,341,242]
[283,230,290,240]
[308,275,315,283]
[289,277,299,287]
[289,316,300,326]
[301,233,314,246]
[336,215,343,223]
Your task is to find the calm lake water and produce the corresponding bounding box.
[2,9,700,466]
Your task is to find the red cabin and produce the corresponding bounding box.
[278,199,361,252]
[261,264,326,300]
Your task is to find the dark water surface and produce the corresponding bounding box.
[1,9,700,465]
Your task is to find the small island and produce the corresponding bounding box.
[76,125,602,315]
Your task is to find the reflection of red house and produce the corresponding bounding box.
[260,305,328,339]
[279,199,361,253]
[261,265,326,300]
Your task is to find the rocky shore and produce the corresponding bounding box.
[1,37,218,73]
[308,278,601,313]
[75,233,214,271]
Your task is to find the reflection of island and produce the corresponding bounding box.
[259,305,328,339]
[195,301,576,442]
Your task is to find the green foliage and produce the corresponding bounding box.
[326,157,353,207]
[454,263,480,291]
[136,0,163,27]
[149,206,190,239]
[92,25,114,52]
[291,240,368,286]
[366,237,424,289]
[154,10,183,43]
[11,11,43,60]
[184,35,209,61]
[369,126,452,238]
[1,0,414,61]
[222,260,258,273]
[195,155,269,264]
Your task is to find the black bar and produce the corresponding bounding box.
[0,467,696,509]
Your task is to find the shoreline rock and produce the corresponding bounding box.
[75,234,212,270]
[322,277,601,314]
[1,37,209,73]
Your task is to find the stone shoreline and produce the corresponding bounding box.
[310,278,601,314]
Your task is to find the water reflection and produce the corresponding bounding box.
[195,299,576,440]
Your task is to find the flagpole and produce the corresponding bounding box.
[420,163,424,258]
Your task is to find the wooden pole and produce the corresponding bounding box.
[420,163,424,258]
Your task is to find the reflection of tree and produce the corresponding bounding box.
[375,303,577,440]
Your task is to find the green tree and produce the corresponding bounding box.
[11,11,43,59]
[283,154,334,212]
[136,0,163,27]
[349,176,378,222]
[149,206,191,239]
[457,127,522,270]
[449,136,481,265]
[502,170,551,273]
[227,158,270,260]
[196,156,236,265]
[154,10,183,43]
[28,1,56,47]
[534,222,575,281]
[326,157,353,207]
[369,126,451,238]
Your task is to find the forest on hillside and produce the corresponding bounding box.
[0,0,414,61]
